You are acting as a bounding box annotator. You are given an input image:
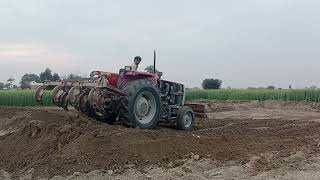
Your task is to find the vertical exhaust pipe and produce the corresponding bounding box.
[153,50,156,74]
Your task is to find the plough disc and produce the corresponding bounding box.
[88,88,110,121]
[68,86,81,108]
[88,87,101,107]
[35,85,48,103]
[52,86,66,106]
[78,91,94,117]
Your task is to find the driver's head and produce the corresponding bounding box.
[134,56,142,65]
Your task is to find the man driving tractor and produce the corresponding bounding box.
[130,56,142,71]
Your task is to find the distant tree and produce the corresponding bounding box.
[4,83,11,89]
[267,86,276,90]
[39,68,53,82]
[52,73,60,81]
[0,82,4,90]
[5,78,15,89]
[144,65,159,73]
[202,79,222,89]
[67,73,83,81]
[38,68,61,82]
[310,85,317,89]
[289,85,292,89]
[20,74,40,89]
[7,78,15,84]
[12,85,18,89]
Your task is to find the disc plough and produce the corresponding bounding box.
[36,71,125,114]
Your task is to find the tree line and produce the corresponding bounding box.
[0,78,18,90]
[0,68,85,90]
[0,66,224,90]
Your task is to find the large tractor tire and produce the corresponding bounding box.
[176,106,195,130]
[102,112,118,125]
[94,110,118,125]
[119,79,161,129]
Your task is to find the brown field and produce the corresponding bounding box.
[1,101,320,179]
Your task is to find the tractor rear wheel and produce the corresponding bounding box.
[103,112,118,125]
[119,79,160,129]
[176,106,195,130]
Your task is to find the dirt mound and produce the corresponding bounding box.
[0,107,204,178]
[1,101,320,179]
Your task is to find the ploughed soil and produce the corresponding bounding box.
[1,101,320,179]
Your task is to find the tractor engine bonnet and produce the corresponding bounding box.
[90,70,159,88]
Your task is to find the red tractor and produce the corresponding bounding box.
[35,52,205,130]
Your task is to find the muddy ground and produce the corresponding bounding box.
[1,101,320,179]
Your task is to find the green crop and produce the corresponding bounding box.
[186,89,320,102]
[1,89,320,107]
[0,89,52,106]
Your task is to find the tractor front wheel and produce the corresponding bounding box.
[176,106,195,130]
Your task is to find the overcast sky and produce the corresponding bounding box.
[0,0,320,88]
